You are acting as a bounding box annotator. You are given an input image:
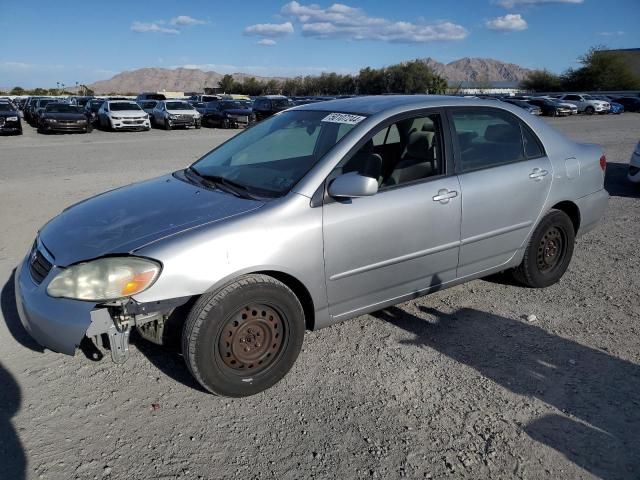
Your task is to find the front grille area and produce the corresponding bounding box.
[29,243,53,285]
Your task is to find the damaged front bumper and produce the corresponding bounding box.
[15,252,188,363]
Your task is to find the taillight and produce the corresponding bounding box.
[599,155,607,171]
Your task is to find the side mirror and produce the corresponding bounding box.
[328,172,378,199]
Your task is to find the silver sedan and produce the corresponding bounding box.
[16,96,609,396]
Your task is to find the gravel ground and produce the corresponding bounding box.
[1,114,639,480]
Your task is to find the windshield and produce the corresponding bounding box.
[110,102,141,111]
[190,110,363,197]
[165,101,193,110]
[88,100,104,111]
[0,103,14,112]
[219,101,244,111]
[76,98,92,107]
[140,101,157,109]
[38,99,54,107]
[46,104,81,113]
[272,99,293,109]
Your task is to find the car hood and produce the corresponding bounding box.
[39,173,265,266]
[41,112,86,120]
[109,110,145,117]
[0,111,19,117]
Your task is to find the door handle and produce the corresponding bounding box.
[433,189,458,204]
[529,168,549,180]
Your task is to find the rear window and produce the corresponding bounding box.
[451,108,525,172]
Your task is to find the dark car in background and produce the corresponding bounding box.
[38,103,91,134]
[24,96,47,124]
[252,95,294,120]
[201,100,254,128]
[502,98,542,116]
[135,92,166,102]
[84,99,105,124]
[33,98,58,126]
[613,97,640,112]
[0,101,23,134]
[138,100,158,119]
[527,98,572,117]
[72,96,95,108]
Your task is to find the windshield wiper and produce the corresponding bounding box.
[186,167,255,199]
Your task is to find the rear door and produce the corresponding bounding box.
[448,107,553,277]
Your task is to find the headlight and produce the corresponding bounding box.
[7,116,18,121]
[111,116,122,120]
[169,114,179,119]
[47,257,161,301]
[46,118,58,123]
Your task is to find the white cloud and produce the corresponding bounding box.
[280,1,467,42]
[495,0,583,8]
[131,21,180,34]
[173,63,354,77]
[598,31,625,37]
[486,14,528,31]
[170,15,207,26]
[257,39,277,46]
[244,22,294,38]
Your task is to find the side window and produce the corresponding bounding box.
[522,125,544,158]
[451,108,525,172]
[335,112,445,188]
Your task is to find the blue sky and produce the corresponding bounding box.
[1,0,638,87]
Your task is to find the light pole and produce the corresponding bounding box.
[56,82,60,95]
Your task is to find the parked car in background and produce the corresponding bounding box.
[34,98,59,126]
[201,100,254,128]
[526,98,572,117]
[138,100,158,118]
[151,100,201,130]
[38,103,91,134]
[191,101,207,115]
[97,100,150,131]
[84,99,105,125]
[15,96,609,397]
[0,101,23,134]
[502,99,542,115]
[629,141,640,184]
[252,95,294,120]
[558,94,609,115]
[188,94,221,104]
[135,92,166,102]
[613,97,640,113]
[591,95,624,114]
[545,97,578,115]
[71,96,95,108]
[24,96,50,124]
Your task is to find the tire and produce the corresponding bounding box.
[195,122,201,129]
[164,118,172,130]
[513,209,575,288]
[222,118,230,129]
[182,274,305,397]
[585,106,595,115]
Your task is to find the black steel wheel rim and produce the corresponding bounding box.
[217,304,285,376]
[537,226,566,274]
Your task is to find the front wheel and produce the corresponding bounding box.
[513,209,575,288]
[164,118,172,130]
[585,106,595,115]
[182,274,305,397]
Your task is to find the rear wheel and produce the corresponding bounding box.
[585,106,595,115]
[182,274,305,397]
[513,209,575,288]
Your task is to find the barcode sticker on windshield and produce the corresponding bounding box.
[321,113,366,125]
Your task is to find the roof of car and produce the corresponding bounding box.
[292,94,519,115]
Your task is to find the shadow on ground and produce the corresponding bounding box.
[372,306,640,480]
[605,162,639,198]
[1,270,44,353]
[0,362,25,480]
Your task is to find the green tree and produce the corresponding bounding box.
[520,70,563,92]
[10,86,26,95]
[218,74,236,93]
[562,46,640,91]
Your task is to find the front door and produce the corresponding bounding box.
[322,111,462,319]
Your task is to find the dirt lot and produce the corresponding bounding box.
[1,114,639,480]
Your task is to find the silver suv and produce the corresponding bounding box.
[16,96,609,397]
[558,94,610,115]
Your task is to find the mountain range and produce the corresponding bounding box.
[87,57,534,94]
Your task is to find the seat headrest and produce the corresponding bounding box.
[405,131,434,158]
[485,124,520,143]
